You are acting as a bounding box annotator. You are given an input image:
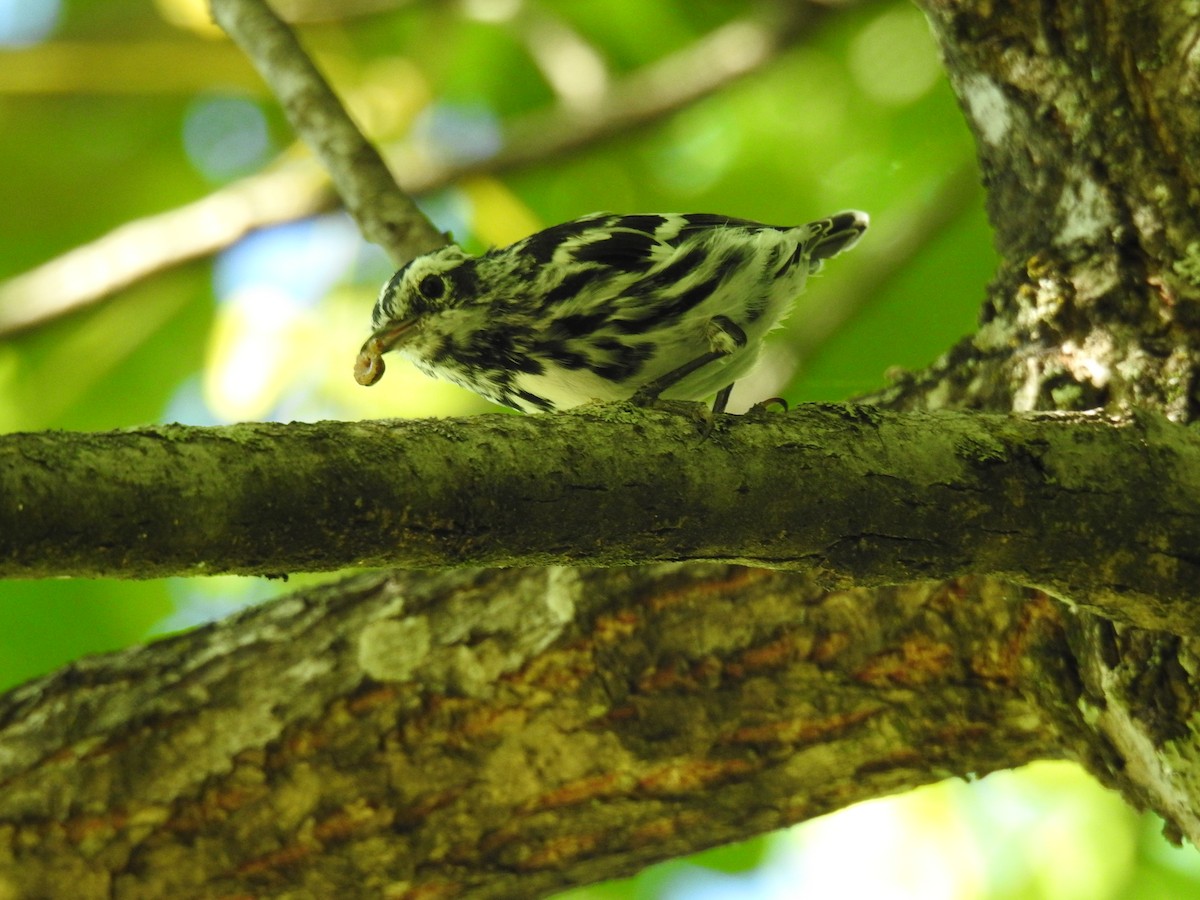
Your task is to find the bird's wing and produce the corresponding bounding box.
[511,212,782,271]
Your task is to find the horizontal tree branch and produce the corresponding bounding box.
[5,405,1199,634]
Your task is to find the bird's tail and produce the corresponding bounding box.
[805,210,870,262]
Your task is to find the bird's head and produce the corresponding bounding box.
[355,245,473,386]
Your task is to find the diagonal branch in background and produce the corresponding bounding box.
[0,3,819,336]
[209,0,445,263]
[4,404,1200,635]
[442,3,818,175]
[0,565,1072,896]
[0,162,326,335]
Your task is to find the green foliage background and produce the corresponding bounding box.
[1,0,1197,896]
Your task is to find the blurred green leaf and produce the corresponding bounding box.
[0,578,171,692]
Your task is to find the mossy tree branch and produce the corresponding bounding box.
[5,405,1200,636]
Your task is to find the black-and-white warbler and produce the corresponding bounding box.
[355,211,868,413]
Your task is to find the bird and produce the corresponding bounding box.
[355,210,868,414]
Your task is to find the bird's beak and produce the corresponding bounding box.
[354,319,416,386]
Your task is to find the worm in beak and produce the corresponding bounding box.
[354,320,416,386]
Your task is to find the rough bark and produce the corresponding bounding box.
[0,566,1068,898]
[876,0,1200,416]
[883,0,1200,854]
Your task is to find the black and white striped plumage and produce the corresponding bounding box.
[355,211,868,413]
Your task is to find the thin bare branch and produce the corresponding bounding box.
[502,2,612,108]
[0,162,327,334]
[209,0,446,263]
[458,5,818,174]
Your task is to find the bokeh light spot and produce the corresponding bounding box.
[182,95,273,182]
[0,0,59,47]
[850,6,943,106]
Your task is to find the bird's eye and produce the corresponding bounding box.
[419,274,445,299]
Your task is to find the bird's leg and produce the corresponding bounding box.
[631,350,726,405]
[711,384,734,415]
[631,316,747,412]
